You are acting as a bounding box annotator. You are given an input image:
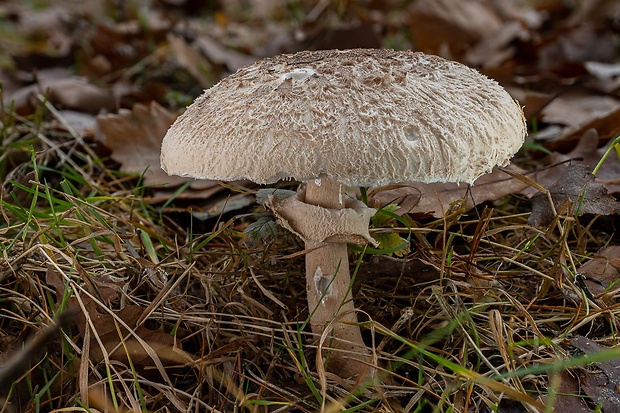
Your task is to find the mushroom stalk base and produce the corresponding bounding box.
[304,177,372,380]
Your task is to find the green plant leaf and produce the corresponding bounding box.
[372,232,409,257]
[370,203,401,227]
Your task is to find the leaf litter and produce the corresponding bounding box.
[0,0,619,412]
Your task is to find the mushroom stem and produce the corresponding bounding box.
[304,177,372,379]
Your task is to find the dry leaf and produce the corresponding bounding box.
[190,194,254,220]
[45,265,67,303]
[55,110,97,137]
[370,165,529,218]
[541,129,620,194]
[466,21,528,68]
[409,0,502,58]
[533,88,620,151]
[540,90,620,128]
[567,0,620,26]
[73,298,185,369]
[542,370,592,413]
[220,0,284,20]
[95,102,222,191]
[148,182,225,202]
[529,164,620,226]
[571,335,620,412]
[491,0,545,29]
[585,61,620,79]
[45,266,188,368]
[552,107,620,153]
[304,24,382,51]
[577,246,620,301]
[167,33,214,88]
[584,61,620,93]
[195,35,256,72]
[95,102,214,188]
[46,263,125,304]
[46,266,186,370]
[505,88,552,120]
[16,6,71,36]
[538,23,616,73]
[7,76,116,115]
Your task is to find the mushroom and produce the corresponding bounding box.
[160,49,526,380]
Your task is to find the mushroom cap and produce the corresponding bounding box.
[161,49,526,187]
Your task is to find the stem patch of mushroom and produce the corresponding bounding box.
[264,185,378,247]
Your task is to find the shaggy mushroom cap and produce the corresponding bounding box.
[161,49,526,187]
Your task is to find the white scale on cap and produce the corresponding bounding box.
[280,68,315,82]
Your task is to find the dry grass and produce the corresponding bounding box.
[1,101,619,413]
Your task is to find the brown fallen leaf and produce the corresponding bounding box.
[46,263,126,306]
[195,34,256,72]
[570,335,620,412]
[542,129,620,194]
[55,110,97,137]
[44,265,66,302]
[190,194,255,221]
[147,183,226,203]
[584,61,620,94]
[540,90,620,129]
[536,91,620,152]
[409,0,502,59]
[220,0,284,20]
[7,76,116,115]
[520,129,595,199]
[492,0,545,29]
[95,101,224,201]
[505,87,552,120]
[577,246,620,302]
[466,21,528,69]
[528,164,620,226]
[585,61,620,79]
[0,309,75,390]
[567,0,620,26]
[96,102,175,186]
[370,165,529,218]
[15,6,71,37]
[10,0,107,34]
[542,370,593,413]
[73,297,190,370]
[538,23,616,75]
[95,102,213,188]
[304,24,383,51]
[167,33,214,88]
[46,264,189,370]
[14,11,73,67]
